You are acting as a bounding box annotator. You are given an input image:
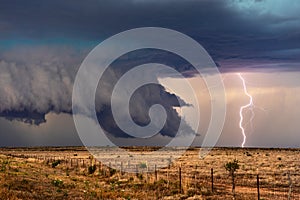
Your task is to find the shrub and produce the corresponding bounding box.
[139,162,147,169]
[51,160,61,168]
[109,168,116,176]
[225,159,239,173]
[1,159,10,172]
[225,159,239,199]
[88,165,97,174]
[137,173,143,180]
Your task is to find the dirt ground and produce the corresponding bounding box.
[0,147,299,199]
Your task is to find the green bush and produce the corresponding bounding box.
[88,165,97,174]
[139,162,147,169]
[52,160,61,168]
[225,159,239,173]
[225,159,239,199]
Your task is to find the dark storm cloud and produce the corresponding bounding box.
[95,49,195,139]
[0,0,299,63]
[0,47,195,139]
[0,0,299,140]
[0,0,230,39]
[0,46,79,125]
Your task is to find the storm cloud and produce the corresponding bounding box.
[0,0,299,145]
[0,46,195,139]
[0,0,299,64]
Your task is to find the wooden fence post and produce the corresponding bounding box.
[257,174,260,200]
[179,167,182,194]
[108,162,111,176]
[120,162,123,175]
[211,168,214,193]
[155,164,157,182]
[194,165,197,189]
[146,163,149,182]
[167,167,169,188]
[136,164,138,177]
[98,162,101,174]
[288,171,292,200]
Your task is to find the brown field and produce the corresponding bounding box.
[0,147,300,199]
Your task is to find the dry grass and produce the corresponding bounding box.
[0,147,299,199]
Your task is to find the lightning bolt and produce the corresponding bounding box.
[237,73,255,148]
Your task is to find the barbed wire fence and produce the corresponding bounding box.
[2,151,300,199]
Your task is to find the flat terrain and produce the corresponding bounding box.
[0,147,300,199]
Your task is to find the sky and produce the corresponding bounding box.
[0,0,299,147]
